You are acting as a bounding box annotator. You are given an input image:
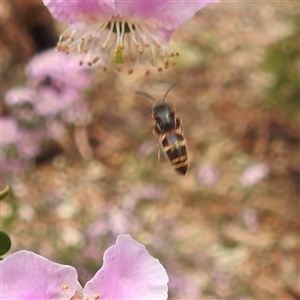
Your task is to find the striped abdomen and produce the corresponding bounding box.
[161,129,188,175]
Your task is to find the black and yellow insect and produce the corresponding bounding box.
[136,85,188,175]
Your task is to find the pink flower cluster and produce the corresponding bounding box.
[7,49,91,121]
[1,49,92,173]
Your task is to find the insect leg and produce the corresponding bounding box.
[175,116,182,129]
[153,127,161,160]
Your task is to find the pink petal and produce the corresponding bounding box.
[84,234,169,300]
[4,87,37,106]
[1,250,78,300]
[43,0,218,30]
[42,0,116,24]
[115,0,219,30]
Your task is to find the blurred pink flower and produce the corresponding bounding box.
[168,274,201,299]
[1,235,168,300]
[25,49,91,120]
[197,163,220,186]
[4,87,37,106]
[33,87,79,117]
[25,49,91,91]
[46,119,67,140]
[4,88,42,126]
[42,0,218,74]
[240,163,270,187]
[17,128,45,158]
[108,207,132,235]
[122,184,165,211]
[1,117,20,146]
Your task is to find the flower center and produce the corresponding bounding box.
[56,17,179,75]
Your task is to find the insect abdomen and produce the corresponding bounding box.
[161,130,188,175]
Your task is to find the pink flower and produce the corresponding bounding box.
[1,234,168,300]
[0,117,20,146]
[25,49,91,119]
[240,163,270,187]
[17,128,46,158]
[42,0,218,75]
[4,87,37,106]
[25,49,91,91]
[197,163,220,186]
[5,50,91,124]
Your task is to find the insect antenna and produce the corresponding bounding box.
[135,91,156,102]
[162,83,177,102]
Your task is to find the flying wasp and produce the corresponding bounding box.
[136,85,188,175]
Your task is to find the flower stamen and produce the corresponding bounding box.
[56,17,178,74]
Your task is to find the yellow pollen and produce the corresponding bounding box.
[94,294,100,300]
[62,284,69,290]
